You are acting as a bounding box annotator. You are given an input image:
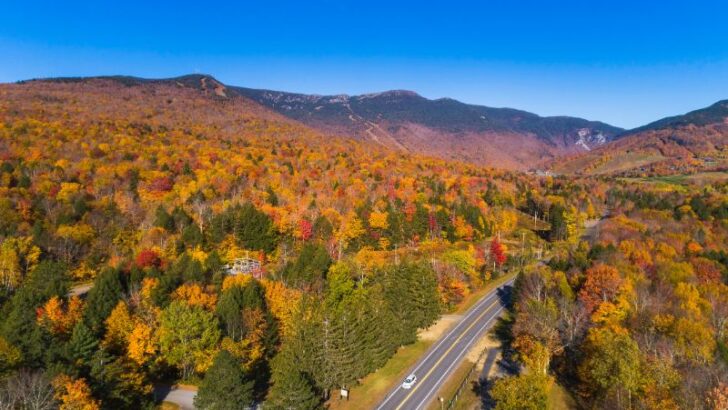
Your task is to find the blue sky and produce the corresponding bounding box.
[2,0,728,128]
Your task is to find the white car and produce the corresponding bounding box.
[402,374,417,389]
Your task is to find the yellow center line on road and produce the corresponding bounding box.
[393,298,501,410]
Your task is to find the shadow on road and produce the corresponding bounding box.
[472,283,522,409]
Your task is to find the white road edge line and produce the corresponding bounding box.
[376,291,497,409]
[377,279,513,410]
[414,305,505,410]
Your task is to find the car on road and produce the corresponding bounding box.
[402,374,417,389]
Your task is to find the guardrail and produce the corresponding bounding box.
[444,347,489,409]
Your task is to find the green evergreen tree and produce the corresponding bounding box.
[266,186,279,206]
[380,262,440,347]
[409,202,430,240]
[282,242,331,288]
[68,321,99,364]
[0,295,46,366]
[182,224,203,248]
[312,216,333,242]
[209,203,279,252]
[194,350,254,410]
[171,206,193,233]
[0,261,67,365]
[183,258,204,283]
[154,205,175,231]
[88,350,155,409]
[266,345,321,410]
[204,251,224,278]
[384,203,405,246]
[549,203,567,241]
[215,285,245,340]
[83,268,123,333]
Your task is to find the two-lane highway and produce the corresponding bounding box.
[377,278,514,410]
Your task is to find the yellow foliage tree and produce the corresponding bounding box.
[222,274,253,291]
[260,279,302,338]
[57,182,82,202]
[37,296,84,336]
[52,375,101,410]
[173,283,218,311]
[368,210,389,230]
[127,321,157,365]
[56,223,95,244]
[0,336,21,370]
[103,301,133,350]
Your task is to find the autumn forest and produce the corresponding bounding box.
[0,76,727,410]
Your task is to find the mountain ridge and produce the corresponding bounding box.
[230,81,624,168]
[14,74,625,169]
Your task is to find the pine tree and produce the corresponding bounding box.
[0,261,67,365]
[216,280,269,341]
[194,350,254,410]
[312,216,333,242]
[354,291,395,374]
[381,263,440,347]
[68,321,99,364]
[183,258,204,282]
[83,268,123,334]
[153,205,174,231]
[89,351,154,409]
[234,203,279,253]
[182,224,203,248]
[282,242,332,289]
[171,206,193,233]
[266,345,321,410]
[549,203,567,241]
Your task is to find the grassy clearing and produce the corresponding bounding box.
[621,171,728,188]
[554,152,665,175]
[515,209,550,232]
[590,153,665,175]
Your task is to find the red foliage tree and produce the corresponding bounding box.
[491,237,507,267]
[299,219,313,242]
[692,257,722,284]
[428,213,437,236]
[578,264,623,313]
[135,249,161,269]
[150,176,174,192]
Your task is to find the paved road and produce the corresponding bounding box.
[154,386,196,410]
[376,278,514,410]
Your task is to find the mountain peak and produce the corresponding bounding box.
[358,90,421,99]
[18,73,228,96]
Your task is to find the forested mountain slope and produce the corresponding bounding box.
[1,75,726,410]
[235,85,623,169]
[552,100,728,176]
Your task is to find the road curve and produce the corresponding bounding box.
[376,278,514,410]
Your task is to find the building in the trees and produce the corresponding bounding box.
[224,257,263,279]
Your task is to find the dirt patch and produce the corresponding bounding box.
[418,314,462,341]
